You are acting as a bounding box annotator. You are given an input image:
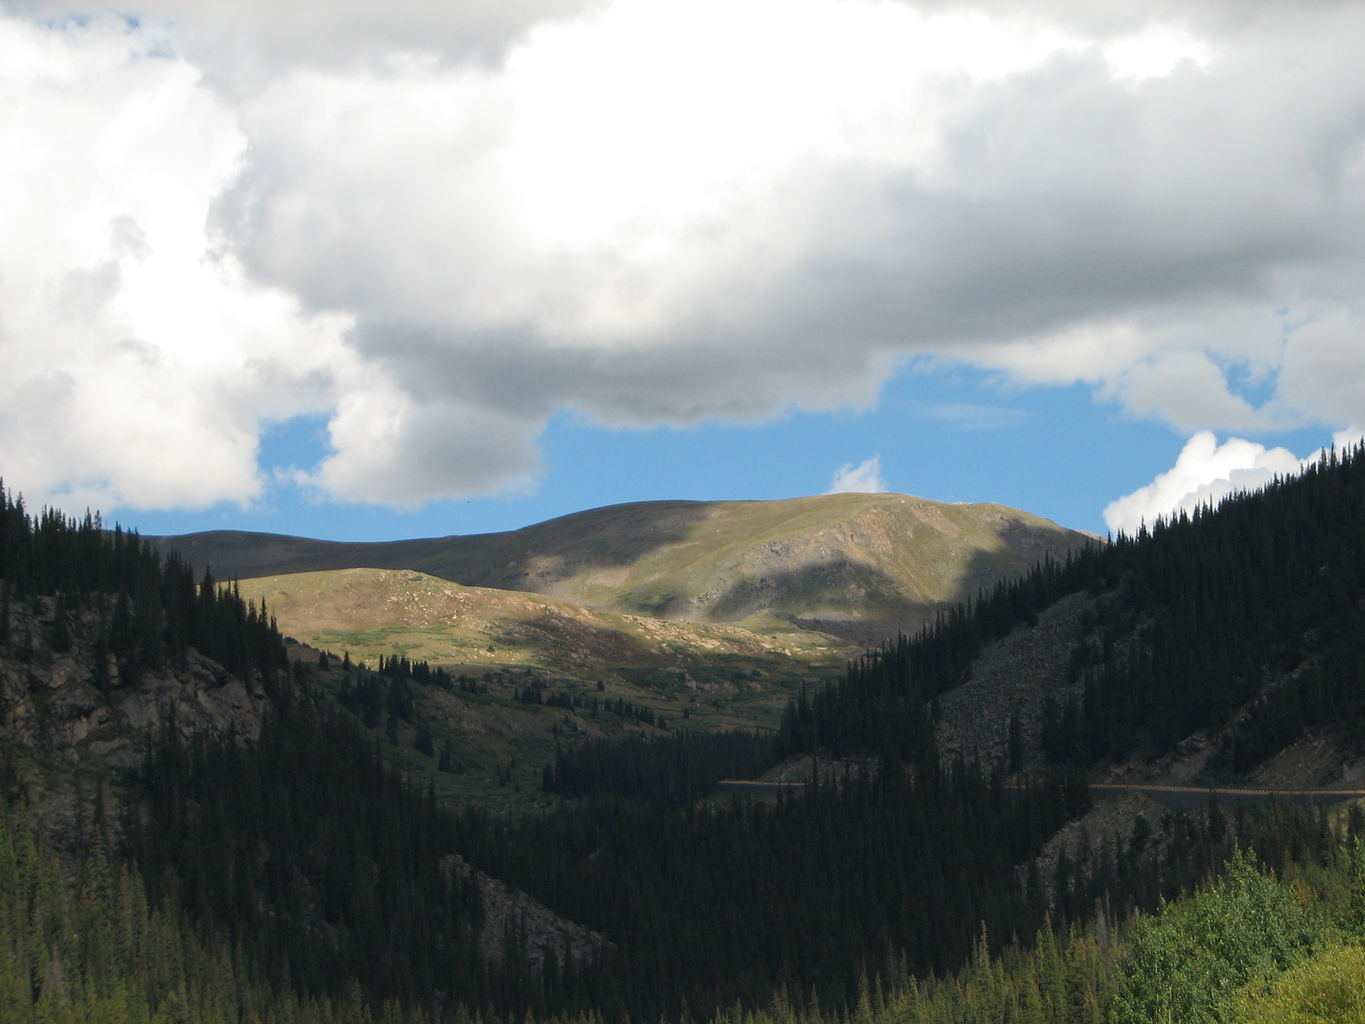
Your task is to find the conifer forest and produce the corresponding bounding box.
[3,444,1365,1022]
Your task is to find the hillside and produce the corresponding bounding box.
[6,458,1365,1024]
[784,446,1365,775]
[232,566,845,690]
[151,492,1092,642]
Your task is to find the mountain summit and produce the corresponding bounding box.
[150,492,1093,642]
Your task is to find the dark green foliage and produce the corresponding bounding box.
[732,817,1361,1024]
[1008,703,1025,773]
[777,551,1093,765]
[543,730,779,807]
[0,481,288,689]
[465,756,1091,1022]
[378,651,453,690]
[0,793,428,1023]
[783,442,1365,773]
[1061,443,1365,766]
[415,721,435,756]
[128,693,543,1021]
[6,774,1357,1024]
[6,444,1365,1024]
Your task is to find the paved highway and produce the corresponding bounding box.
[717,779,1365,810]
[1089,783,1365,810]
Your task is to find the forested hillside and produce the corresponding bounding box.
[781,442,1365,777]
[2,447,1365,1022]
[0,486,287,692]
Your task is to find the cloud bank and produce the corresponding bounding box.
[3,1,1365,511]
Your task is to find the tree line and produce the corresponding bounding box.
[5,442,1365,1021]
[780,442,1365,776]
[0,483,288,688]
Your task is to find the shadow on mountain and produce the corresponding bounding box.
[905,532,1100,644]
[451,500,714,592]
[932,534,1094,624]
[147,500,717,588]
[705,535,1090,646]
[701,557,929,644]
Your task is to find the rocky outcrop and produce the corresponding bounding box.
[0,593,271,850]
[1,595,270,760]
[446,854,611,971]
[933,591,1092,770]
[2,589,611,968]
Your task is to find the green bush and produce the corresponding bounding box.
[1110,851,1324,1024]
[1231,943,1365,1024]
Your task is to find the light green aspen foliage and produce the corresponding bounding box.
[1229,943,1365,1024]
[1109,851,1324,1024]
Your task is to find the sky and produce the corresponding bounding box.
[2,0,1363,543]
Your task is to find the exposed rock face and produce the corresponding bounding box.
[2,591,611,966]
[446,854,611,971]
[934,591,1092,771]
[0,594,271,850]
[1,596,270,760]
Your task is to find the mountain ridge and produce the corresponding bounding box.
[5,456,1365,1024]
[149,491,1094,643]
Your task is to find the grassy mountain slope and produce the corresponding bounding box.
[236,567,843,682]
[154,492,1092,642]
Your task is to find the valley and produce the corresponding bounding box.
[3,456,1365,1024]
[194,493,1093,810]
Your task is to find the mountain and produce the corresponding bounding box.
[232,566,843,690]
[5,456,1365,1023]
[778,445,1365,794]
[150,492,1094,642]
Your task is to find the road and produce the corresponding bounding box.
[716,779,1365,811]
[1089,783,1365,811]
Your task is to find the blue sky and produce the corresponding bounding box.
[3,1,1363,545]
[121,363,1332,542]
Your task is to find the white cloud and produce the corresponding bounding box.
[828,456,886,494]
[1107,350,1261,433]
[5,1,600,87]
[299,377,544,506]
[0,14,355,511]
[1333,426,1365,451]
[3,0,1365,511]
[1103,431,1305,535]
[1103,23,1211,81]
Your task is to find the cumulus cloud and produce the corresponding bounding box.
[3,0,1365,511]
[0,14,354,511]
[1333,426,1365,451]
[828,456,886,494]
[6,0,600,85]
[298,378,544,506]
[1103,431,1305,535]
